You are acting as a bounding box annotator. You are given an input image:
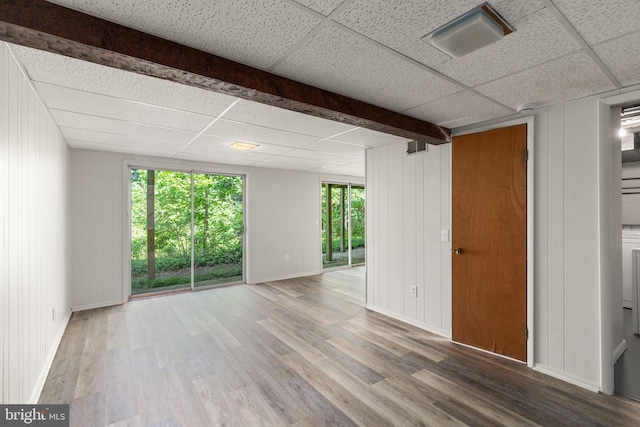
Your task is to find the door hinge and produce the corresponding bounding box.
[525,328,529,340]
[525,150,529,161]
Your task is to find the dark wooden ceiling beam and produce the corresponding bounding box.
[0,0,451,144]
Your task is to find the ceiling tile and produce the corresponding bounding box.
[249,161,318,171]
[247,144,295,156]
[433,8,579,87]
[178,135,273,164]
[188,132,294,156]
[302,139,366,157]
[258,156,333,167]
[179,134,237,154]
[553,0,640,45]
[475,52,616,110]
[174,152,265,166]
[332,0,468,67]
[491,0,545,23]
[50,110,197,144]
[292,0,345,16]
[204,118,322,148]
[273,24,462,111]
[46,0,322,70]
[282,148,358,162]
[34,82,214,132]
[312,159,365,176]
[332,0,543,68]
[222,99,356,137]
[404,91,514,128]
[12,45,237,116]
[327,127,411,147]
[593,32,640,87]
[61,128,186,152]
[67,139,179,157]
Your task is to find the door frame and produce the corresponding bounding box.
[600,89,639,394]
[122,159,246,301]
[452,115,535,367]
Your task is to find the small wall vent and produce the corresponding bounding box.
[407,140,428,154]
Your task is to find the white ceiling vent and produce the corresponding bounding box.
[425,3,514,58]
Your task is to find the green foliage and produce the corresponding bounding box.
[131,263,242,291]
[321,236,365,252]
[130,169,244,293]
[321,184,365,254]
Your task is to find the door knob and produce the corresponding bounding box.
[452,248,463,255]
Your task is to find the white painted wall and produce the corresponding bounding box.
[69,148,362,310]
[0,43,71,403]
[597,100,622,394]
[533,99,601,390]
[366,95,621,392]
[70,150,124,309]
[365,143,452,337]
[247,167,328,283]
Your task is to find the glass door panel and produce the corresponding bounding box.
[350,185,365,265]
[322,183,364,269]
[131,169,244,296]
[193,173,244,288]
[323,183,349,268]
[131,169,192,295]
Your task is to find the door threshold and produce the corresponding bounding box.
[129,286,192,300]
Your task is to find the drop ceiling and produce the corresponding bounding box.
[9,0,640,177]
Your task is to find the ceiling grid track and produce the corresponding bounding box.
[326,20,516,114]
[540,0,622,89]
[269,0,358,72]
[174,99,241,157]
[3,0,638,174]
[272,0,516,115]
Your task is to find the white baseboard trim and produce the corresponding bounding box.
[533,365,600,393]
[364,304,452,339]
[614,339,628,363]
[30,309,72,404]
[248,270,322,285]
[72,299,124,312]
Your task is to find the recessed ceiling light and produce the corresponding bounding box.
[425,3,514,58]
[231,141,259,151]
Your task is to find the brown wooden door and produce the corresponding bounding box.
[452,124,527,362]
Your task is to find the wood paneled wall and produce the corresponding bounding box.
[0,43,71,403]
[365,142,452,337]
[367,97,622,393]
[533,99,603,390]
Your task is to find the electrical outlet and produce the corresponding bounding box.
[285,254,290,261]
[52,308,55,322]
[410,285,417,297]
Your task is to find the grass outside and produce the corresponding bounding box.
[323,246,365,268]
[132,263,242,294]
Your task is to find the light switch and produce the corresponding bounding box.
[441,229,449,242]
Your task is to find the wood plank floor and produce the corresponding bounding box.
[40,267,640,426]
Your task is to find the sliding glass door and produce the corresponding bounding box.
[193,173,243,288]
[130,168,243,296]
[322,182,365,269]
